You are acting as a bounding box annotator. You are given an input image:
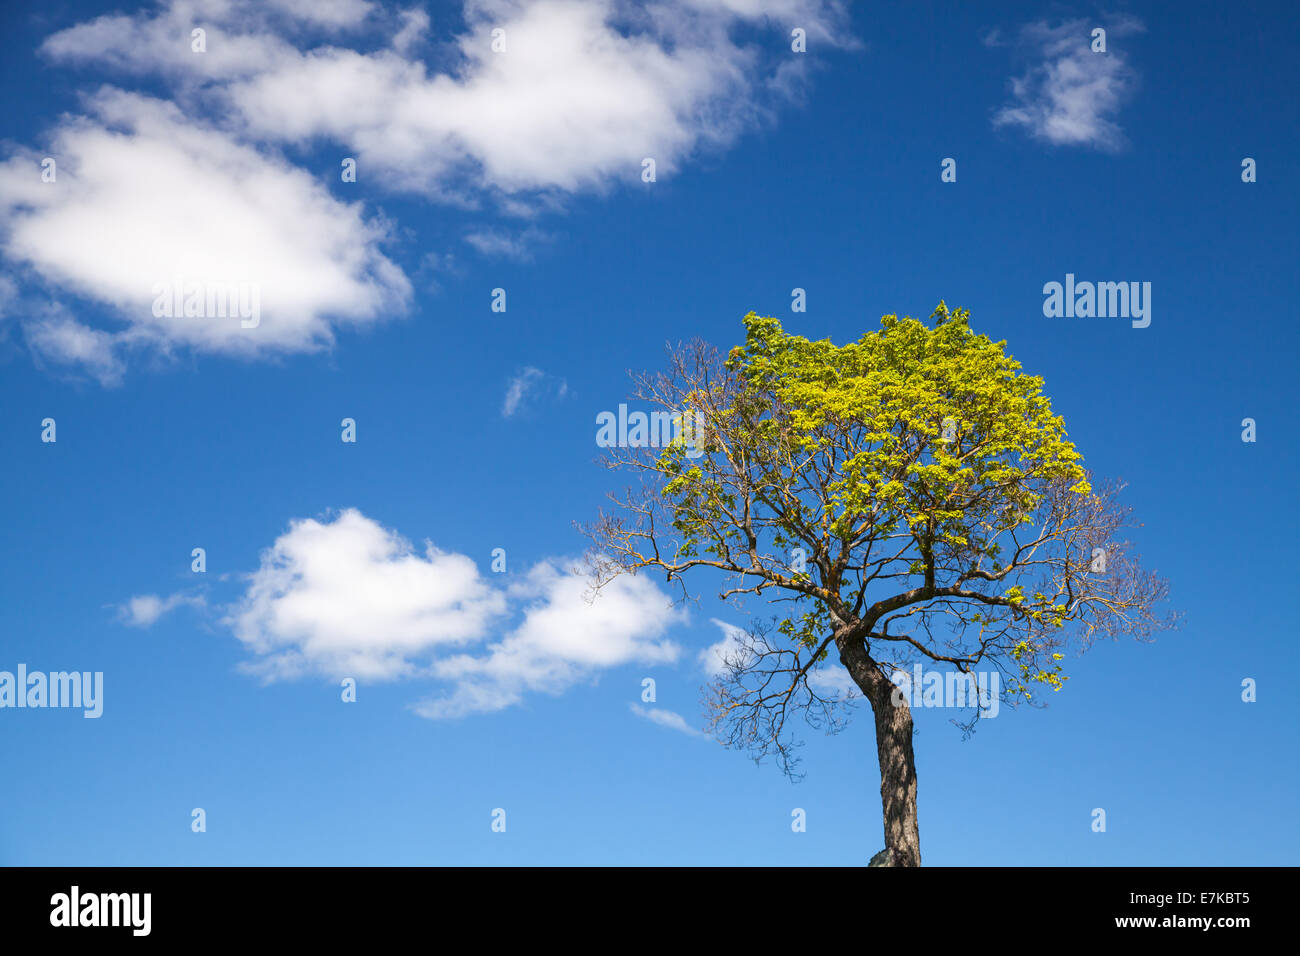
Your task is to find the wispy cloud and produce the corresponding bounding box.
[0,275,16,317]
[700,618,750,676]
[25,307,126,386]
[465,226,554,262]
[991,17,1144,151]
[118,591,206,628]
[702,618,857,700]
[629,702,703,736]
[502,366,567,417]
[503,367,544,417]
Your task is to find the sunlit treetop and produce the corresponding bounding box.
[589,304,1175,770]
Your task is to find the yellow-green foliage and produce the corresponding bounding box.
[658,303,1093,696]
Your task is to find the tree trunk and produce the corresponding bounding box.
[838,638,922,867]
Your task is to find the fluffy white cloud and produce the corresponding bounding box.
[12,0,850,378]
[992,17,1144,151]
[43,8,294,82]
[418,558,682,717]
[629,702,703,736]
[234,1,745,195]
[0,90,410,372]
[119,591,206,627]
[221,509,681,714]
[44,0,852,198]
[226,509,505,681]
[41,0,375,81]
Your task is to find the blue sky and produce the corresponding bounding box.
[0,0,1296,865]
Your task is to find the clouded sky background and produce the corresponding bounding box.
[0,0,1296,865]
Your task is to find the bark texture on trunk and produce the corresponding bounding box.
[838,637,922,867]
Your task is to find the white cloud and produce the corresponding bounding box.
[391,7,430,54]
[225,0,768,196]
[502,366,544,416]
[24,310,126,386]
[226,509,505,681]
[119,592,205,627]
[41,0,375,81]
[702,617,857,699]
[992,17,1144,151]
[267,0,376,28]
[220,509,682,715]
[42,5,300,82]
[42,0,853,198]
[11,0,851,379]
[502,366,568,417]
[465,226,553,261]
[700,617,750,676]
[418,559,682,717]
[808,662,856,698]
[0,90,410,369]
[629,702,703,736]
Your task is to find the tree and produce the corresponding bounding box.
[586,303,1177,866]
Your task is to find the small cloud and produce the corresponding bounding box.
[980,27,1006,48]
[700,618,751,676]
[502,367,568,418]
[416,250,460,294]
[702,618,857,700]
[991,17,1144,151]
[629,702,703,737]
[808,664,857,698]
[25,310,126,386]
[118,592,205,628]
[464,226,554,262]
[503,367,544,418]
